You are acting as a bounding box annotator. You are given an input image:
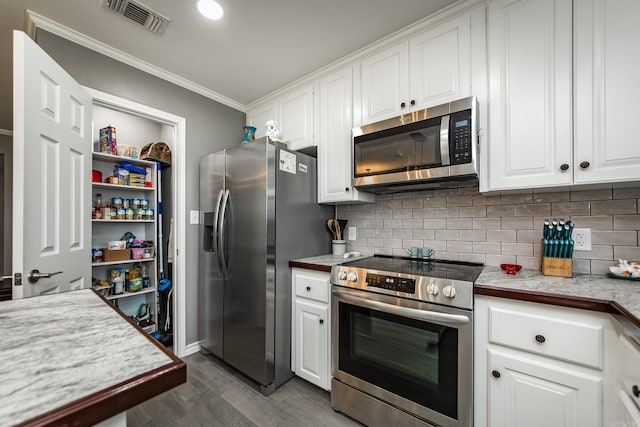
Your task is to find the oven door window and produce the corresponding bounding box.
[338,301,458,419]
[354,120,442,177]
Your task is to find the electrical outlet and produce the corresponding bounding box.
[348,226,356,241]
[574,228,592,251]
[190,210,200,225]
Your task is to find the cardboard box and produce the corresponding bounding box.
[99,125,117,155]
[103,249,131,262]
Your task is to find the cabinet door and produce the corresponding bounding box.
[277,84,314,151]
[360,42,409,124]
[294,299,329,390]
[246,101,276,140]
[409,13,471,109]
[487,0,573,190]
[618,391,640,427]
[488,350,601,427]
[317,68,374,203]
[574,0,640,184]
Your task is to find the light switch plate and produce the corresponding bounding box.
[348,226,356,241]
[190,210,199,225]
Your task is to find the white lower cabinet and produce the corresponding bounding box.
[617,334,640,426]
[488,349,601,427]
[291,268,331,390]
[475,296,616,427]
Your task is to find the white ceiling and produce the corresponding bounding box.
[3,0,460,109]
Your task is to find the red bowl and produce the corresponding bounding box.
[500,263,522,275]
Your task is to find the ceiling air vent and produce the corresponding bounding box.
[103,0,170,34]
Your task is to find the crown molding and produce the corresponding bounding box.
[26,10,247,113]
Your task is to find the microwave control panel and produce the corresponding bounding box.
[450,110,472,165]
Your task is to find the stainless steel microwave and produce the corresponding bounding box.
[352,96,478,193]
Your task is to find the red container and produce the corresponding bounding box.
[92,170,103,183]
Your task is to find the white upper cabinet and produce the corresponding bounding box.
[246,83,314,151]
[317,67,374,204]
[246,101,275,140]
[358,13,472,126]
[487,0,640,191]
[487,0,573,190]
[277,83,314,151]
[574,0,640,184]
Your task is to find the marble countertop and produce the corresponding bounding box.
[476,266,640,325]
[0,289,185,427]
[290,253,372,271]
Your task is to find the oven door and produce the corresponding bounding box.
[332,287,472,427]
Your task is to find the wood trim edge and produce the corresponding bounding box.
[289,261,332,273]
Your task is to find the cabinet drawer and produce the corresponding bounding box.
[293,270,329,303]
[488,306,603,369]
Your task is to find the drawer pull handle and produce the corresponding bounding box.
[319,319,324,324]
[306,286,311,291]
[535,334,546,343]
[492,370,501,378]
[633,385,640,398]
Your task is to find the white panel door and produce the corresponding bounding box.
[488,350,601,427]
[487,0,573,190]
[294,299,328,390]
[409,13,471,109]
[277,84,314,151]
[360,42,409,124]
[574,0,640,184]
[13,30,91,298]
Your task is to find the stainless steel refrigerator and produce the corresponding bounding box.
[198,137,332,394]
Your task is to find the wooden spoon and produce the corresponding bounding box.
[327,219,337,240]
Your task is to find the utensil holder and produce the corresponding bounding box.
[332,240,346,256]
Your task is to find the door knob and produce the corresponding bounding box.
[28,269,62,284]
[319,319,324,324]
[579,161,590,169]
[400,102,406,108]
[410,99,416,106]
[633,385,640,398]
[560,163,569,171]
[492,370,501,378]
[535,334,546,343]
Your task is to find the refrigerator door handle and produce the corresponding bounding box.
[212,189,224,268]
[218,189,231,278]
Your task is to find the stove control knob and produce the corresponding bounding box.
[338,270,347,280]
[426,283,439,295]
[443,285,457,299]
[348,272,358,282]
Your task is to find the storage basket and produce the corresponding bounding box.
[141,142,171,166]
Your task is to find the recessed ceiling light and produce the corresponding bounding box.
[197,0,223,20]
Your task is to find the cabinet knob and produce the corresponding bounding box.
[492,370,501,378]
[306,286,311,291]
[410,99,416,106]
[400,102,406,108]
[535,334,546,343]
[560,163,569,171]
[319,319,324,324]
[633,385,640,398]
[345,187,350,192]
[579,161,590,169]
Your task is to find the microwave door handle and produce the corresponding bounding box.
[332,290,470,325]
[440,115,451,166]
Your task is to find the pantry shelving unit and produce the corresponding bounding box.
[91,151,159,334]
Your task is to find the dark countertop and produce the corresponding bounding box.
[0,289,186,427]
[290,255,640,329]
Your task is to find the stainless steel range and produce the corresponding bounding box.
[330,255,483,427]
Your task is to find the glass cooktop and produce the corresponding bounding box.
[340,255,484,283]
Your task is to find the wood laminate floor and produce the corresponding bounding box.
[127,351,362,426]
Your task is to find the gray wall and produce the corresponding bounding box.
[36,30,245,346]
[338,185,640,275]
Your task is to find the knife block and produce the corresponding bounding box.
[540,256,573,277]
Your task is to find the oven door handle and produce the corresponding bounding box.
[332,290,470,325]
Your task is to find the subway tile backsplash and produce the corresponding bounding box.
[337,186,640,275]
